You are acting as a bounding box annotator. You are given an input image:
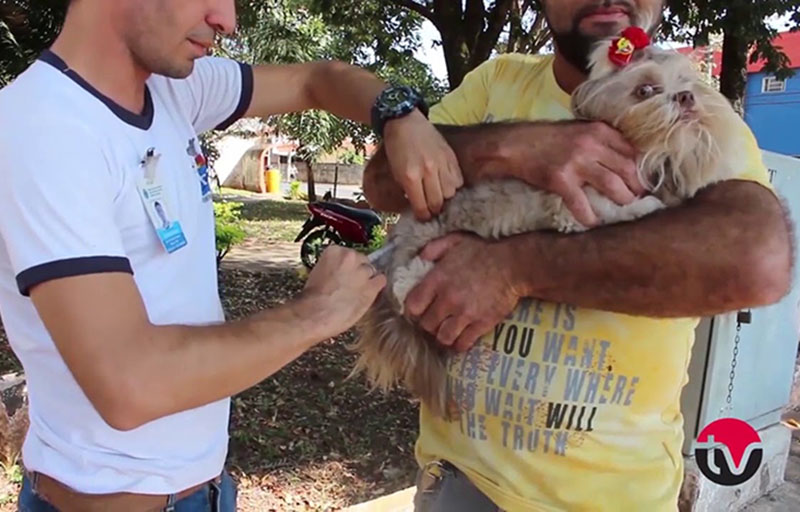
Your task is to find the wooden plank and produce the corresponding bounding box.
[344,487,416,512]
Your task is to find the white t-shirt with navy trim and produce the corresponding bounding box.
[0,51,253,493]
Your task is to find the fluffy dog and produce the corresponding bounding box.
[351,29,747,418]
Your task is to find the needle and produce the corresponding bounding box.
[367,240,397,266]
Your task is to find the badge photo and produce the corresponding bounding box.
[138,148,188,254]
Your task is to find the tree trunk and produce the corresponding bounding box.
[391,0,542,90]
[306,162,317,203]
[438,26,470,89]
[432,0,470,89]
[719,9,749,116]
[430,0,513,90]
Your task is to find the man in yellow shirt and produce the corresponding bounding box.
[363,0,794,511]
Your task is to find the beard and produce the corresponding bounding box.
[551,29,597,75]
[547,0,658,74]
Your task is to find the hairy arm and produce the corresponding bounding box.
[408,179,793,350]
[364,121,644,226]
[505,180,793,316]
[245,60,386,123]
[30,248,383,431]
[363,123,518,212]
[246,61,463,220]
[384,123,794,348]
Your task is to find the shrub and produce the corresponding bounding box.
[355,224,388,255]
[214,202,247,263]
[289,180,303,200]
[340,149,365,165]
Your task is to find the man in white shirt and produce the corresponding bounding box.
[0,1,462,510]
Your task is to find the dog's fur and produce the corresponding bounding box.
[351,34,749,419]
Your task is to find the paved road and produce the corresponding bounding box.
[220,240,303,275]
[281,181,363,201]
[744,418,800,511]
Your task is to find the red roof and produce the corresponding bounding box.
[676,30,800,77]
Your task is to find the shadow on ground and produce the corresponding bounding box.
[220,269,421,509]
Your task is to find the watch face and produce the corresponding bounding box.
[381,86,416,114]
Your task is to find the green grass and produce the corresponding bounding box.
[236,199,310,244]
[217,187,262,198]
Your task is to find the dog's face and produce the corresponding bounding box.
[572,40,741,198]
[574,47,702,127]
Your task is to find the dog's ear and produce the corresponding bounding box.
[571,78,601,119]
[587,27,653,80]
[587,38,618,80]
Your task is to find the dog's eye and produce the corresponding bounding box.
[636,84,657,99]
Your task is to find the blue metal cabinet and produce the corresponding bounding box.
[681,150,800,455]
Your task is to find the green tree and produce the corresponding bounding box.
[0,0,67,86]
[226,0,445,200]
[664,0,800,113]
[315,0,551,90]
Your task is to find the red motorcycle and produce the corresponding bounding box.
[294,199,383,269]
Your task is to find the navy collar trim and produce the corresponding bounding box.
[39,50,154,130]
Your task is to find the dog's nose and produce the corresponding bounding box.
[675,90,695,109]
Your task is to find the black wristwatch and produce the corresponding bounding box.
[371,85,429,138]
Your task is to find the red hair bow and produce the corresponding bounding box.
[608,27,651,67]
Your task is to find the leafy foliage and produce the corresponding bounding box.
[214,0,446,201]
[664,1,800,108]
[0,0,67,86]
[288,180,305,200]
[339,149,365,165]
[214,202,247,263]
[365,0,551,89]
[224,0,445,164]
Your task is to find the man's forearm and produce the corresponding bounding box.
[500,180,793,318]
[247,61,387,124]
[306,61,387,125]
[34,272,333,431]
[363,122,534,211]
[123,298,328,429]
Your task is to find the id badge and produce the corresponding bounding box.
[137,149,188,254]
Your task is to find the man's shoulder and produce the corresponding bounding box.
[146,55,243,97]
[0,61,55,109]
[479,52,554,81]
[492,52,554,67]
[146,55,247,127]
[0,65,103,174]
[0,61,95,137]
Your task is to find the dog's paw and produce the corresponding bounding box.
[392,257,435,313]
[553,212,584,233]
[629,195,666,217]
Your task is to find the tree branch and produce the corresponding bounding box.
[472,0,513,66]
[506,0,521,52]
[388,0,435,23]
[464,0,486,47]
[526,11,551,54]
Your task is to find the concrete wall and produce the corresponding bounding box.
[221,146,268,193]
[214,136,262,185]
[295,162,364,186]
[214,134,365,192]
[745,72,800,156]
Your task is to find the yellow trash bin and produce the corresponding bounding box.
[265,169,281,194]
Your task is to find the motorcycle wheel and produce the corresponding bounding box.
[301,229,344,269]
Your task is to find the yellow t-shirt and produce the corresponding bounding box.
[416,53,772,512]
